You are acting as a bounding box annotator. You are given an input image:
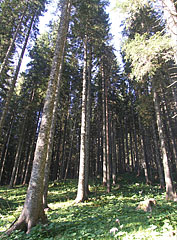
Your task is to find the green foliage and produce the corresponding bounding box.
[115,0,149,14]
[0,175,177,239]
[122,32,173,80]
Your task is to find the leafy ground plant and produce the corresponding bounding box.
[0,174,176,239]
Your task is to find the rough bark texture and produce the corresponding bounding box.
[6,0,71,234]
[43,0,71,206]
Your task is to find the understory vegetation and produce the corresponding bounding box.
[0,174,176,240]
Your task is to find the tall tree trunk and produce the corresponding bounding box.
[152,82,176,200]
[60,111,69,179]
[161,86,177,168]
[9,117,26,188]
[22,111,41,185]
[43,30,69,206]
[112,120,117,185]
[131,105,140,175]
[130,130,134,171]
[101,63,107,186]
[64,120,76,180]
[75,37,88,203]
[0,115,14,184]
[105,73,111,193]
[152,119,165,188]
[138,118,151,184]
[0,3,28,77]
[6,0,72,234]
[0,13,35,136]
[85,49,92,198]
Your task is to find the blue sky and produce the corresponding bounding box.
[39,0,123,54]
[21,0,123,71]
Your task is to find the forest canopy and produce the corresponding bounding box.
[0,0,176,238]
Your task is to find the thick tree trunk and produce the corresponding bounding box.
[75,37,88,203]
[43,33,69,207]
[6,0,71,234]
[152,83,176,200]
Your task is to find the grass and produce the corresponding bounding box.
[0,173,177,239]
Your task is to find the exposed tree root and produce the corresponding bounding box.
[5,209,48,235]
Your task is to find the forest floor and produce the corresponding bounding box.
[0,173,177,240]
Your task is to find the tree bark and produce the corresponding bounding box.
[152,119,165,188]
[9,117,26,188]
[0,2,28,78]
[6,0,72,234]
[0,13,35,136]
[101,63,107,186]
[64,120,76,180]
[85,48,92,198]
[0,115,14,184]
[75,37,88,203]
[112,120,117,185]
[152,81,176,200]
[105,73,111,193]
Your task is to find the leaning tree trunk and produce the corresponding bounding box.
[75,37,88,203]
[43,31,69,208]
[0,3,28,78]
[152,81,176,200]
[0,13,35,136]
[6,0,72,234]
[43,0,71,205]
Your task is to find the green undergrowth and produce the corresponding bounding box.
[0,174,177,239]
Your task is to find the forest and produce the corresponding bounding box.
[0,0,177,239]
